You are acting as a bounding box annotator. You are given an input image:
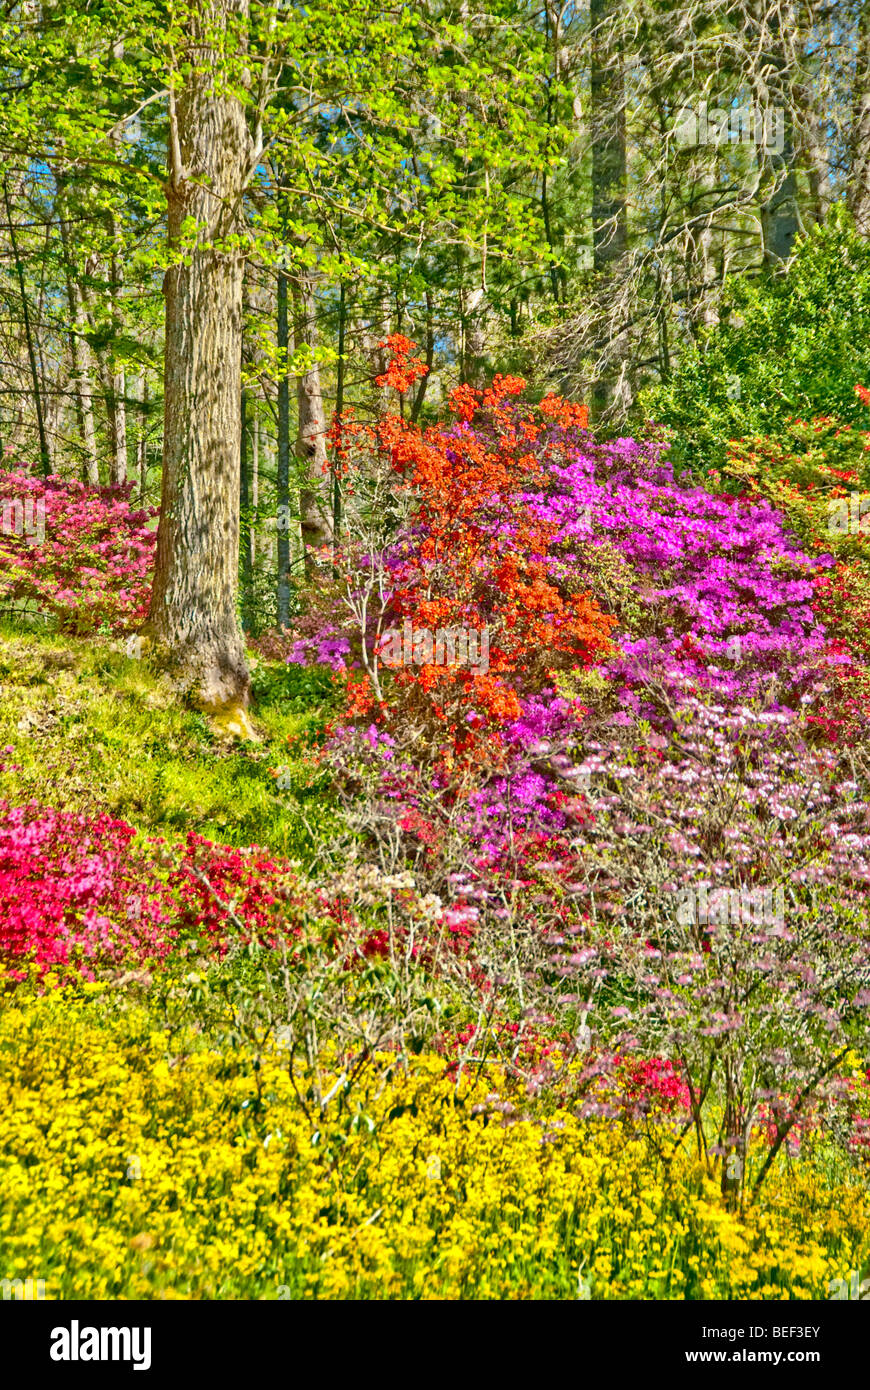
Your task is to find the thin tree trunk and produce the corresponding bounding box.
[138,375,148,501]
[106,125,128,484]
[58,192,100,482]
[145,0,252,715]
[332,278,346,540]
[110,365,128,485]
[590,0,626,271]
[73,329,100,484]
[251,403,259,569]
[848,0,870,233]
[589,0,626,417]
[757,15,800,270]
[276,266,292,628]
[79,289,128,488]
[240,381,252,632]
[292,263,332,571]
[3,175,51,476]
[410,289,434,424]
[760,134,800,268]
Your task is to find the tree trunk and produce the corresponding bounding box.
[3,175,51,476]
[589,0,626,418]
[145,0,252,715]
[848,0,870,234]
[251,405,258,568]
[57,193,100,483]
[760,135,800,269]
[138,375,148,501]
[240,381,253,632]
[276,266,292,627]
[590,0,626,272]
[292,264,332,571]
[757,17,800,270]
[109,364,128,485]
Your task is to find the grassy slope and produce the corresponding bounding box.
[0,621,340,862]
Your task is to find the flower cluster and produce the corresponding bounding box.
[0,806,309,978]
[2,995,866,1300]
[0,471,156,634]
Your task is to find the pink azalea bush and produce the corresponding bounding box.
[0,471,156,634]
[0,804,305,980]
[0,802,174,977]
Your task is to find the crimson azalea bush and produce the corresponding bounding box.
[0,470,156,635]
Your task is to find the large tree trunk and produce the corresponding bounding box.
[145,0,252,716]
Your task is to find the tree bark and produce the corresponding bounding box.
[292,263,332,570]
[589,0,626,418]
[276,266,292,628]
[848,0,870,234]
[138,375,148,502]
[756,15,800,270]
[3,175,51,476]
[240,380,253,631]
[145,0,252,713]
[590,0,626,272]
[57,189,99,483]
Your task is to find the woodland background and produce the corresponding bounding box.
[3,0,869,632]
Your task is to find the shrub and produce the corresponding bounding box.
[640,208,870,472]
[0,471,155,634]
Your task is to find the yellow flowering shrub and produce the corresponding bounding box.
[1,991,867,1300]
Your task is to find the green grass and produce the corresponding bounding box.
[0,620,342,864]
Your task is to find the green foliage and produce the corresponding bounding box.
[640,208,870,472]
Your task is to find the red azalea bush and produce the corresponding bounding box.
[0,470,156,634]
[166,831,305,947]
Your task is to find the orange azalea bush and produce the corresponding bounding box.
[323,340,614,745]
